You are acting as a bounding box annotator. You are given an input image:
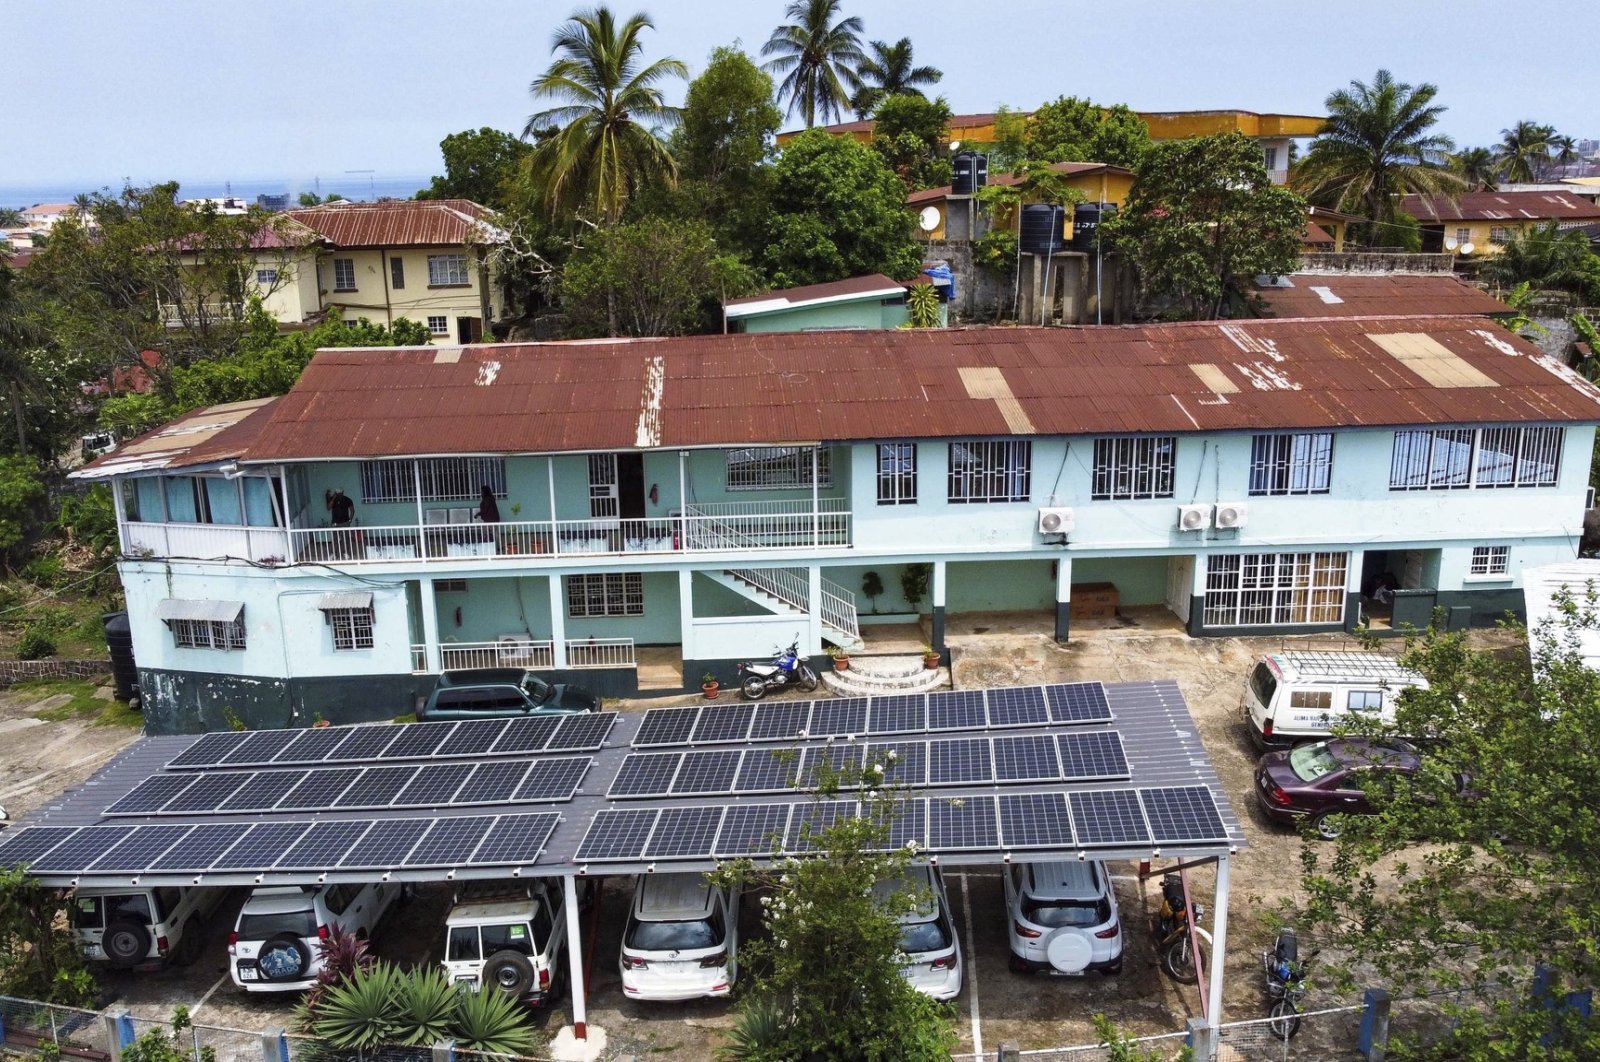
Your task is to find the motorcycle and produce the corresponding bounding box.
[738,640,820,700]
[1150,873,1212,984]
[1264,927,1312,1040]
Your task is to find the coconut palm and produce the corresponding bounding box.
[1481,221,1599,299]
[1452,147,1500,191]
[1495,121,1555,183]
[761,0,865,129]
[0,208,22,228]
[1551,133,1578,172]
[850,38,942,118]
[1293,69,1463,242]
[524,6,687,225]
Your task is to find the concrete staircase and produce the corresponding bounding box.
[820,654,949,698]
[704,567,865,652]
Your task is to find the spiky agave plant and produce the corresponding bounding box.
[451,983,539,1056]
[393,967,461,1047]
[309,961,404,1050]
[716,994,794,1061]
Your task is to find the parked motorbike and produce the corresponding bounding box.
[1264,927,1312,1040]
[1150,873,1212,984]
[738,640,819,700]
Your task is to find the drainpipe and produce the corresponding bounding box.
[379,246,393,329]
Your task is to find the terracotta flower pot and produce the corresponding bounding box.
[833,655,851,672]
[923,652,941,670]
[702,682,719,700]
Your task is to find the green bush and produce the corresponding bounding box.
[17,628,56,660]
[22,554,64,588]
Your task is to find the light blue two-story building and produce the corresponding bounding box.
[76,317,1600,731]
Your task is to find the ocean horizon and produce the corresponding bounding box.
[1,174,434,210]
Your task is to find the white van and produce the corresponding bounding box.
[619,873,739,1001]
[1243,651,1426,750]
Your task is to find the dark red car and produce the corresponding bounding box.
[1253,738,1422,840]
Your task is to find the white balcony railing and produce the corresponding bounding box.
[415,637,634,673]
[124,522,289,563]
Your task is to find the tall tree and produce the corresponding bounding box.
[761,0,865,129]
[870,94,953,190]
[524,6,686,225]
[0,208,22,228]
[1480,221,1600,301]
[850,37,942,118]
[1551,133,1578,171]
[559,217,755,337]
[415,128,533,209]
[1024,95,1151,170]
[678,46,782,187]
[1495,120,1556,183]
[1451,146,1500,191]
[1293,69,1463,242]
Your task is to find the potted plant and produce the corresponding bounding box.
[922,644,942,670]
[827,646,851,672]
[861,570,884,614]
[701,672,720,699]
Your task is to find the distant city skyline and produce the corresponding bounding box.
[9,0,1597,186]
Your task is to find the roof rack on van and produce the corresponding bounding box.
[451,879,540,906]
[1280,651,1419,684]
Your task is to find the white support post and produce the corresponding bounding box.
[278,470,297,565]
[811,446,820,548]
[932,559,947,608]
[806,565,824,655]
[1206,855,1231,1034]
[563,873,587,1040]
[1054,556,1072,642]
[549,574,568,669]
[679,568,695,663]
[111,479,128,556]
[547,456,558,528]
[419,577,441,673]
[413,461,425,550]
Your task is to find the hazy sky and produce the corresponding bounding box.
[7,0,1598,186]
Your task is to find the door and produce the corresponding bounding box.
[1165,555,1195,623]
[617,453,646,520]
[589,453,647,520]
[456,317,482,344]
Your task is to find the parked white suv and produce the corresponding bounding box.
[876,866,962,1000]
[1004,860,1123,975]
[229,883,398,992]
[619,873,739,1001]
[71,886,224,970]
[443,881,582,1007]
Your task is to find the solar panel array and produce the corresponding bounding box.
[573,785,1229,862]
[107,757,592,816]
[632,684,1112,747]
[0,812,561,873]
[607,732,1129,798]
[164,714,618,770]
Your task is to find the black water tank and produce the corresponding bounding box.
[1019,204,1067,255]
[951,152,988,195]
[103,611,140,705]
[1074,202,1111,252]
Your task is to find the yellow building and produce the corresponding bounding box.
[905,161,1134,242]
[1401,191,1600,257]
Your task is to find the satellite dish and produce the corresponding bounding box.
[949,140,962,152]
[1444,237,1458,251]
[918,206,941,232]
[1458,242,1475,256]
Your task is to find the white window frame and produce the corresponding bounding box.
[1454,227,1472,246]
[876,443,917,505]
[427,254,470,286]
[1263,147,1278,171]
[1249,432,1333,495]
[947,440,1031,503]
[255,268,279,286]
[566,572,644,617]
[588,454,619,518]
[427,315,448,335]
[169,617,247,651]
[1469,545,1509,576]
[725,447,832,491]
[1488,226,1514,245]
[327,607,376,651]
[1091,436,1176,500]
[360,458,507,503]
[390,257,405,289]
[332,257,356,291]
[1390,427,1562,490]
[1203,551,1348,628]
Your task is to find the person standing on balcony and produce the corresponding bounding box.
[327,488,355,527]
[478,485,500,524]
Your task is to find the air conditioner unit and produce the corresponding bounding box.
[1037,507,1075,534]
[1177,504,1212,532]
[1215,502,1249,529]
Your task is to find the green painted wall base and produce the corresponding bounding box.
[1055,602,1070,642]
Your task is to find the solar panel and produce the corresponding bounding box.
[164,771,253,813]
[211,822,308,870]
[867,694,926,735]
[993,734,1061,782]
[455,760,532,804]
[276,821,373,869]
[546,713,616,751]
[575,808,658,861]
[787,801,857,852]
[928,796,998,850]
[734,747,796,793]
[437,719,509,757]
[865,741,927,787]
[166,731,247,769]
[809,698,867,738]
[749,701,811,742]
[644,806,725,857]
[633,707,699,747]
[998,793,1074,848]
[339,819,430,867]
[690,704,754,744]
[1141,786,1229,844]
[986,686,1049,727]
[381,723,455,760]
[714,803,791,856]
[28,827,136,872]
[219,770,309,812]
[90,825,195,871]
[470,813,560,865]
[335,766,419,809]
[870,798,927,851]
[513,758,590,802]
[926,689,986,732]
[671,750,742,795]
[1045,682,1113,724]
[493,715,560,754]
[152,823,249,870]
[610,752,682,798]
[1070,790,1151,846]
[800,743,863,787]
[1057,732,1130,781]
[325,726,401,762]
[394,763,474,806]
[272,726,348,764]
[220,729,301,765]
[278,767,361,809]
[928,738,993,785]
[0,826,77,868]
[406,817,496,867]
[106,775,198,816]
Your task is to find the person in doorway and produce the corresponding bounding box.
[327,488,355,527]
[478,485,501,523]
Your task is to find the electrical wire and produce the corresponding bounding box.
[0,560,123,617]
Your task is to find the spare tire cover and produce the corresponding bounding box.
[258,934,311,981]
[1044,929,1093,974]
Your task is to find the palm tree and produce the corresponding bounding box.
[1452,147,1500,191]
[1495,121,1555,183]
[0,208,22,229]
[850,38,942,118]
[761,0,865,129]
[1551,133,1578,173]
[524,6,687,225]
[1292,69,1463,244]
[1481,221,1597,298]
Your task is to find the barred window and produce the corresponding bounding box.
[427,315,448,335]
[876,443,917,505]
[1249,433,1333,495]
[1203,551,1348,628]
[332,258,356,291]
[360,458,507,503]
[427,254,470,286]
[1390,427,1561,490]
[169,618,247,650]
[947,440,1031,503]
[1092,436,1176,500]
[566,573,644,617]
[1470,545,1509,576]
[327,607,375,651]
[725,447,832,490]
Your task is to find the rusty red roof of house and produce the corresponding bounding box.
[1401,191,1600,223]
[1302,222,1334,246]
[73,397,281,478]
[1253,275,1512,319]
[285,199,508,248]
[724,274,906,313]
[905,162,1133,206]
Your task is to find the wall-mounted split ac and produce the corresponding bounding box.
[1177,504,1212,532]
[1037,507,1075,534]
[1215,502,1249,529]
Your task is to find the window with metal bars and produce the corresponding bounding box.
[876,443,917,505]
[360,458,507,503]
[327,607,375,651]
[1249,433,1333,495]
[725,447,832,490]
[566,573,644,617]
[1470,545,1509,576]
[1389,427,1561,490]
[1091,436,1176,500]
[168,617,247,650]
[332,258,356,291]
[947,440,1030,503]
[1203,552,1348,628]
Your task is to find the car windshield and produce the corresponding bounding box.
[626,916,723,952]
[899,917,951,955]
[1022,897,1111,928]
[523,675,553,703]
[1250,663,1277,707]
[238,910,317,940]
[1288,742,1341,782]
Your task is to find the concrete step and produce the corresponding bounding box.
[820,656,948,697]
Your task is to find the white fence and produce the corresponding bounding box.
[420,638,635,673]
[124,522,289,563]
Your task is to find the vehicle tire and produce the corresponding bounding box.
[102,921,150,969]
[483,949,536,998]
[1160,935,1204,984]
[175,919,206,967]
[257,933,311,982]
[797,667,819,693]
[1312,812,1344,841]
[741,678,769,701]
[1268,999,1302,1040]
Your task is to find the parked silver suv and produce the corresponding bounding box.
[71,886,224,970]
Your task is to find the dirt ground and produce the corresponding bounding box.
[0,683,142,822]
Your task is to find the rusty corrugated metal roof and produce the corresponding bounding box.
[1402,190,1600,223]
[71,398,280,479]
[285,199,508,248]
[1254,275,1511,319]
[724,274,906,312]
